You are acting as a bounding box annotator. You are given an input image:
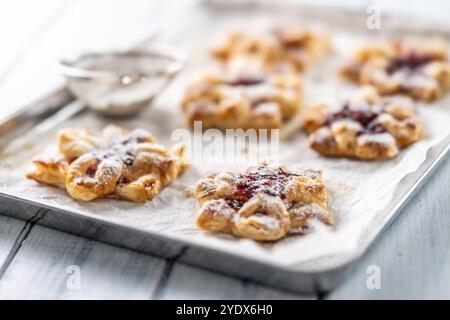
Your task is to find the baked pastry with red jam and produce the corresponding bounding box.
[193,163,332,241]
[303,87,423,160]
[27,125,189,202]
[182,72,303,130]
[211,25,331,73]
[341,38,450,101]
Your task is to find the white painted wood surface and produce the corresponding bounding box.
[0,0,449,299]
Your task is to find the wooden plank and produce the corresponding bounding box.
[157,263,314,300]
[327,155,450,299]
[0,224,166,299]
[0,0,67,81]
[0,216,26,268]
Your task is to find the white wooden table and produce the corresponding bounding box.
[0,0,449,299]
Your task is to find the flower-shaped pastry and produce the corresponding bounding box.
[193,163,332,241]
[27,125,189,202]
[341,38,450,101]
[182,73,303,130]
[303,87,423,160]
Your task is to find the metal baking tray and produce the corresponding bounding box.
[1,1,450,294]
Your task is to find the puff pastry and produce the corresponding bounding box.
[304,87,423,160]
[27,125,189,202]
[211,25,331,73]
[341,38,450,101]
[193,163,333,241]
[182,72,303,130]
